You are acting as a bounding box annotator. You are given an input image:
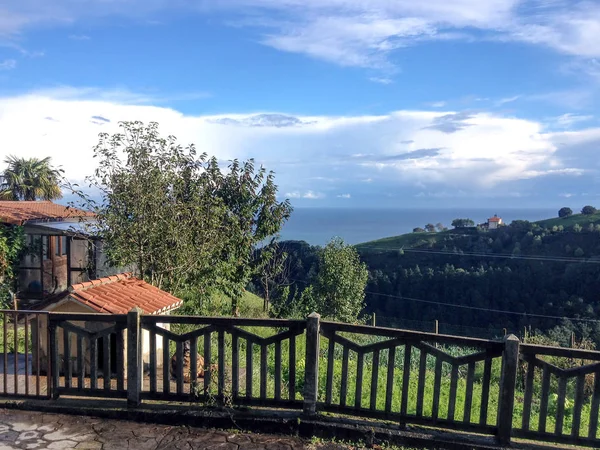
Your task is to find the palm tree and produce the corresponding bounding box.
[0,156,63,201]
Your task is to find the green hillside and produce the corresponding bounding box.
[534,211,600,229]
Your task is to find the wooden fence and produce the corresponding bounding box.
[1,309,600,447]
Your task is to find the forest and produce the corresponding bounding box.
[253,212,600,346]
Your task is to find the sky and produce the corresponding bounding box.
[1,0,600,209]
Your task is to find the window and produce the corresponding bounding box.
[55,236,61,256]
[42,236,50,260]
[61,236,68,256]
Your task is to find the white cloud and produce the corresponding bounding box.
[337,193,351,198]
[0,88,595,199]
[428,101,446,108]
[496,95,520,106]
[68,34,90,40]
[0,59,16,70]
[551,113,594,129]
[369,77,393,85]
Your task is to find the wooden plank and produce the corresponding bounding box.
[340,346,349,407]
[320,321,503,350]
[149,330,157,393]
[385,347,395,413]
[36,317,41,396]
[64,328,71,389]
[218,330,225,401]
[50,325,59,399]
[2,313,6,394]
[190,337,198,396]
[538,365,551,433]
[24,316,29,396]
[90,337,98,390]
[163,337,170,394]
[588,368,600,439]
[116,330,124,392]
[479,358,492,426]
[176,341,184,395]
[13,314,17,394]
[246,339,253,398]
[204,332,211,396]
[555,376,567,436]
[400,344,411,416]
[325,338,335,405]
[289,335,296,401]
[231,334,238,399]
[522,358,535,430]
[370,350,380,410]
[464,361,475,423]
[77,335,83,390]
[355,352,364,409]
[572,374,585,438]
[274,340,281,401]
[260,344,267,400]
[520,343,600,360]
[416,349,427,416]
[141,315,306,327]
[103,335,110,391]
[432,357,443,422]
[448,363,458,421]
[48,312,128,323]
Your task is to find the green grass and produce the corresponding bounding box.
[534,211,600,229]
[355,231,450,252]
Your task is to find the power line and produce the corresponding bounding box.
[359,246,600,264]
[289,277,600,324]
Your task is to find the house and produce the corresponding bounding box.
[487,214,503,229]
[32,273,182,375]
[0,201,118,306]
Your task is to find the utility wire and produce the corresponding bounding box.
[288,277,600,324]
[358,246,600,264]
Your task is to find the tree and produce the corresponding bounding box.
[72,121,291,314]
[0,225,25,308]
[582,205,597,215]
[0,156,63,201]
[424,223,436,233]
[558,207,573,218]
[309,237,368,323]
[413,227,425,233]
[436,223,446,232]
[451,218,475,228]
[255,241,291,312]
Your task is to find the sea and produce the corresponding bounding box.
[278,208,558,246]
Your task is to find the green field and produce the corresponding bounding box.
[533,211,600,229]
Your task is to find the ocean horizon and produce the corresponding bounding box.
[278,207,559,246]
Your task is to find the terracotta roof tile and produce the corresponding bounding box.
[0,201,94,225]
[68,273,182,314]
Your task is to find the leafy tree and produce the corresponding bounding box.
[436,223,446,232]
[451,218,475,228]
[558,207,573,218]
[424,223,436,232]
[582,205,597,215]
[309,237,368,323]
[255,241,290,312]
[71,121,291,314]
[0,225,25,308]
[0,156,63,201]
[413,227,425,233]
[573,223,582,233]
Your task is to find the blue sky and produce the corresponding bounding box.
[1,0,600,208]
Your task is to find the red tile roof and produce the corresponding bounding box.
[488,216,502,222]
[69,273,183,315]
[0,201,94,225]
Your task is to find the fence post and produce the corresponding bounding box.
[303,312,321,416]
[127,307,143,407]
[497,334,520,446]
[48,319,59,400]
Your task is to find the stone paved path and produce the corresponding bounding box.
[0,409,309,450]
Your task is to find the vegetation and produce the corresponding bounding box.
[0,156,63,201]
[70,121,291,314]
[0,225,25,308]
[451,218,475,228]
[582,205,597,215]
[558,207,573,218]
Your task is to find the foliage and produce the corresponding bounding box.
[582,205,597,215]
[308,237,368,322]
[558,207,573,218]
[0,156,63,201]
[254,241,290,312]
[0,225,25,308]
[451,218,475,228]
[412,227,424,233]
[71,121,291,312]
[424,223,435,232]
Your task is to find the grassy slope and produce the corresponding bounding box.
[355,212,600,250]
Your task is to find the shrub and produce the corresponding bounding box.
[558,207,573,218]
[582,205,597,215]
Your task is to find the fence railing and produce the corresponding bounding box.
[2,309,600,448]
